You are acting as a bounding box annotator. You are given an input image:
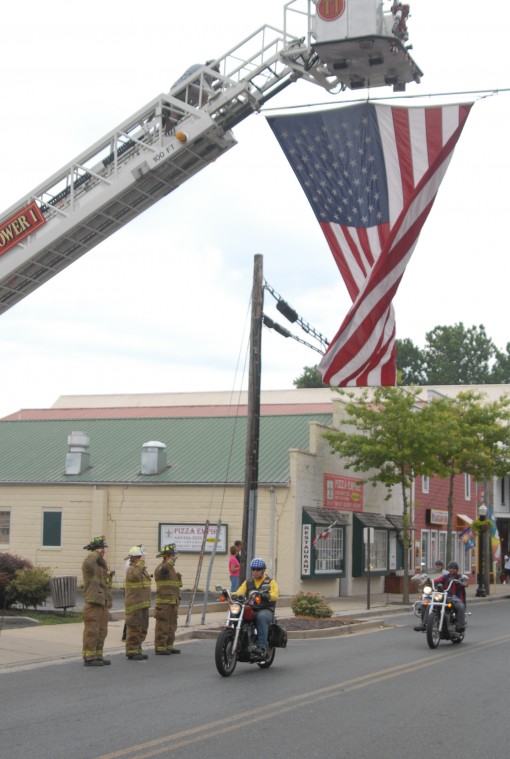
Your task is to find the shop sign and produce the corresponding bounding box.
[324,473,363,511]
[159,522,227,553]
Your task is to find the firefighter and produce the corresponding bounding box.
[82,535,112,667]
[154,544,183,655]
[124,546,152,660]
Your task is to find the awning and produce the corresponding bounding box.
[457,514,473,526]
[303,508,349,526]
[354,513,394,529]
[385,514,404,531]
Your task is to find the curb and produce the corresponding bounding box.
[175,616,391,641]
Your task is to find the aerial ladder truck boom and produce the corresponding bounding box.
[0,0,422,316]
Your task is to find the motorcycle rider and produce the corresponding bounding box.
[412,560,447,632]
[445,561,468,632]
[234,557,279,656]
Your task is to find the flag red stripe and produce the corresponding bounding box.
[392,108,414,207]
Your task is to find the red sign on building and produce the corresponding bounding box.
[0,202,46,256]
[324,473,363,511]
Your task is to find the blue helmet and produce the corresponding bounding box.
[250,557,266,570]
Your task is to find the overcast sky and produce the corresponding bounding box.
[0,0,508,418]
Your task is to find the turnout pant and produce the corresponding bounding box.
[154,603,179,652]
[125,608,150,656]
[83,603,109,661]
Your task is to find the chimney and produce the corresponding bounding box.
[141,440,167,475]
[65,431,91,475]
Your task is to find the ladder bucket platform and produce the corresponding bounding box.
[313,35,422,91]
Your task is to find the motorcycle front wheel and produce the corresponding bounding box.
[257,646,276,669]
[425,613,441,649]
[215,629,238,677]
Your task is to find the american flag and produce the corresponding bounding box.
[267,102,472,386]
[312,521,337,546]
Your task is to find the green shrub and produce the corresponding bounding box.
[7,566,52,610]
[291,591,333,618]
[0,553,33,609]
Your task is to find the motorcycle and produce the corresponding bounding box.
[214,584,287,677]
[413,575,468,649]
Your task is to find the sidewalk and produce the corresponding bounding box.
[1,584,508,672]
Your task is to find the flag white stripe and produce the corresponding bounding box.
[442,104,461,144]
[409,107,428,187]
[376,106,403,225]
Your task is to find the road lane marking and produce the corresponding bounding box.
[95,634,510,758]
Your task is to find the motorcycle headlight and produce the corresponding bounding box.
[423,585,432,594]
[433,593,443,602]
[229,603,242,616]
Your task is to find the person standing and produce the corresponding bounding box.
[124,546,152,660]
[82,535,112,667]
[504,552,510,584]
[154,544,182,655]
[228,545,241,592]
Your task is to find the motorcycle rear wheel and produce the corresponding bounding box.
[257,646,276,669]
[215,629,237,677]
[426,613,441,649]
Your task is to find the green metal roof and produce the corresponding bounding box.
[0,414,332,485]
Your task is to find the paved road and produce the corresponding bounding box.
[1,598,508,759]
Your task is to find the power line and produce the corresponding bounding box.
[262,314,325,355]
[263,280,329,350]
[262,87,510,113]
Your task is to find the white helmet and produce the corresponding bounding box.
[125,545,144,559]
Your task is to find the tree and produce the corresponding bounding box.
[324,386,431,604]
[396,338,427,385]
[491,344,510,384]
[420,391,510,562]
[293,365,328,388]
[423,323,496,385]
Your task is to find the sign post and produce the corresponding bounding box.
[364,527,374,610]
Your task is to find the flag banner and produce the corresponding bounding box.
[267,102,472,386]
[461,526,475,551]
[488,506,501,562]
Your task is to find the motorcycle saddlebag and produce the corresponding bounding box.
[268,622,288,648]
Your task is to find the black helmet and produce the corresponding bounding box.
[83,535,108,550]
[447,561,459,570]
[156,543,177,558]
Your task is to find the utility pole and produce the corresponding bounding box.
[240,254,263,580]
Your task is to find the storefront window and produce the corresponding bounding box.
[364,529,388,571]
[314,527,344,574]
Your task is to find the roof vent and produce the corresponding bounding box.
[65,431,91,475]
[141,440,167,475]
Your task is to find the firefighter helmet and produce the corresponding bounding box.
[125,545,145,560]
[83,535,108,550]
[156,543,177,558]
